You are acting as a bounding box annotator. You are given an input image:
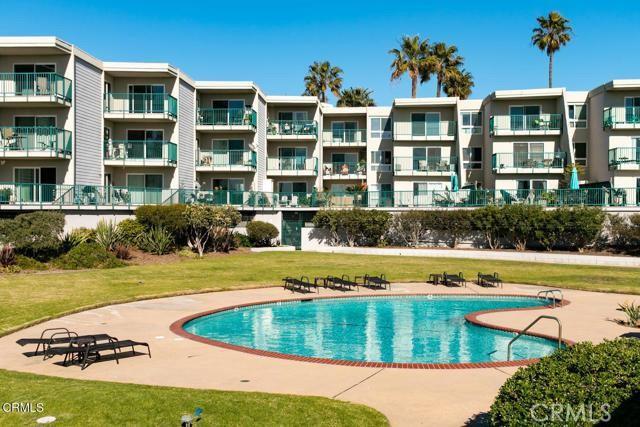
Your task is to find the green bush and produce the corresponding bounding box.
[60,228,94,252]
[490,339,640,426]
[0,211,65,260]
[234,233,252,248]
[471,205,504,249]
[312,209,391,247]
[15,255,48,271]
[607,214,640,254]
[116,218,145,247]
[246,221,278,247]
[138,226,173,255]
[183,205,241,256]
[135,205,188,244]
[389,211,427,246]
[94,220,123,251]
[562,206,606,252]
[53,243,125,270]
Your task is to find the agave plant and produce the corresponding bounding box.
[138,226,173,255]
[617,302,640,327]
[94,220,123,252]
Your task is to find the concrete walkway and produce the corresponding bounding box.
[0,283,637,426]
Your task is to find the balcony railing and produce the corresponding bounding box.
[394,121,456,140]
[104,93,177,119]
[608,147,640,167]
[267,157,318,174]
[197,108,257,128]
[196,150,257,169]
[0,182,638,209]
[604,107,640,129]
[490,114,562,134]
[0,127,72,157]
[492,152,566,170]
[322,162,366,176]
[267,120,317,137]
[0,72,72,103]
[394,156,457,174]
[104,140,177,166]
[322,129,367,145]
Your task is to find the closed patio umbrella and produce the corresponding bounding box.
[569,166,579,190]
[450,174,459,192]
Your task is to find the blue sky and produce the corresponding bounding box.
[2,0,638,104]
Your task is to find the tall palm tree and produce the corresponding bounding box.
[302,61,343,103]
[443,68,474,100]
[425,42,463,97]
[389,35,430,98]
[531,11,573,88]
[337,87,376,107]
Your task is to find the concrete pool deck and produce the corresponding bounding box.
[0,282,638,426]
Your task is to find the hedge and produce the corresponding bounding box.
[0,211,65,260]
[246,221,279,247]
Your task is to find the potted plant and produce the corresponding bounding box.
[0,187,11,204]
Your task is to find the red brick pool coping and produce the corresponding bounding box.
[169,293,574,369]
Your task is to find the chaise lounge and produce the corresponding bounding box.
[327,275,359,291]
[477,272,503,288]
[16,328,115,359]
[442,272,466,287]
[46,336,151,370]
[282,276,318,293]
[363,274,391,290]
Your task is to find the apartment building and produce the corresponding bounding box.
[1,36,639,242]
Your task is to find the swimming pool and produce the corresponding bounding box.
[181,295,561,365]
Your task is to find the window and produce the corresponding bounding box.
[411,112,440,136]
[513,142,545,165]
[510,105,540,130]
[371,150,392,172]
[13,64,56,96]
[573,142,587,166]
[569,104,587,128]
[126,130,164,159]
[460,111,483,134]
[278,182,307,193]
[128,85,165,113]
[517,180,547,197]
[331,121,358,142]
[370,116,392,139]
[463,147,483,169]
[278,111,307,121]
[278,147,306,170]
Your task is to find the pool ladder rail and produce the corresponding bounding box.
[537,289,564,308]
[507,315,563,361]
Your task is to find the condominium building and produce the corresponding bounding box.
[1,36,639,244]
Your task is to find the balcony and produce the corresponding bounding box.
[322,129,367,147]
[196,108,257,132]
[267,120,317,140]
[394,121,456,141]
[104,93,177,121]
[322,162,366,179]
[0,127,72,159]
[609,147,640,170]
[490,114,562,136]
[196,150,257,172]
[104,140,177,167]
[0,72,72,105]
[266,157,318,176]
[492,152,566,174]
[604,107,640,130]
[394,156,457,176]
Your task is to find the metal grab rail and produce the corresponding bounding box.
[537,289,564,308]
[507,315,563,361]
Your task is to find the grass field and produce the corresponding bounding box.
[1,251,639,426]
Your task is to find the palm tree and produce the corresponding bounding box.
[531,11,573,88]
[337,87,376,107]
[389,35,430,98]
[425,42,463,97]
[442,68,474,100]
[302,61,343,103]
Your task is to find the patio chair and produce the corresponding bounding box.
[47,337,151,370]
[327,274,359,291]
[477,272,503,288]
[15,328,115,359]
[363,274,390,290]
[442,272,466,287]
[282,276,317,293]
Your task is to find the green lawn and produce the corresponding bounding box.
[0,369,385,426]
[1,251,639,426]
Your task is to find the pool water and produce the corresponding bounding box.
[183,296,560,364]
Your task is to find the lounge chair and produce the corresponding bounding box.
[327,275,359,291]
[442,272,466,287]
[16,328,114,359]
[477,272,503,288]
[363,274,391,290]
[282,276,318,293]
[47,337,151,370]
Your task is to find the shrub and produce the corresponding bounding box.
[60,228,94,252]
[246,221,279,247]
[0,244,16,267]
[138,226,173,255]
[15,255,47,271]
[135,205,188,244]
[606,214,640,254]
[617,301,640,327]
[94,220,122,251]
[116,218,145,247]
[471,205,504,249]
[389,211,427,246]
[438,210,473,248]
[562,207,606,252]
[113,244,132,260]
[234,233,252,248]
[312,209,391,247]
[499,205,545,251]
[490,339,640,426]
[184,205,241,256]
[54,243,124,270]
[0,211,65,260]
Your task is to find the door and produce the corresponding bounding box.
[426,113,440,136]
[279,147,306,170]
[513,143,529,167]
[281,212,313,249]
[625,97,640,123]
[14,64,55,95]
[413,147,426,171]
[14,168,40,202]
[127,130,163,159]
[40,168,56,202]
[332,152,358,174]
[14,116,56,151]
[212,178,245,205]
[129,85,164,113]
[517,180,530,199]
[427,147,442,170]
[510,106,540,130]
[127,174,163,204]
[380,183,393,207]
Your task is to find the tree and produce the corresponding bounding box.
[531,11,573,88]
[389,35,430,98]
[183,205,241,257]
[425,42,463,97]
[337,87,375,107]
[302,61,343,103]
[442,67,474,99]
